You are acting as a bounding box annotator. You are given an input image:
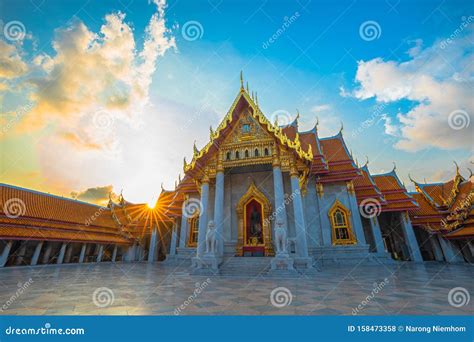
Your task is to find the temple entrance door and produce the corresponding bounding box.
[243,198,265,256]
[235,182,274,257]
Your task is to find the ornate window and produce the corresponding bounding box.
[188,216,199,247]
[235,151,240,159]
[226,152,231,160]
[328,200,356,245]
[264,148,269,156]
[245,149,249,158]
[254,148,259,157]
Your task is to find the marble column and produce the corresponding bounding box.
[290,168,309,258]
[430,235,444,261]
[214,161,225,256]
[304,178,322,247]
[79,244,87,263]
[57,243,67,264]
[15,244,27,265]
[437,236,463,263]
[42,243,53,264]
[272,163,288,228]
[346,182,367,245]
[317,184,333,246]
[178,215,189,248]
[169,223,178,256]
[96,245,103,263]
[369,217,386,253]
[111,245,118,262]
[399,212,423,262]
[65,244,74,263]
[148,226,158,263]
[196,174,210,257]
[0,241,13,267]
[31,241,44,266]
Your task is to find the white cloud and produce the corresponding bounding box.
[14,0,175,149]
[379,114,399,136]
[311,104,331,112]
[347,29,473,152]
[0,40,28,79]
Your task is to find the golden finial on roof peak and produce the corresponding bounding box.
[255,92,259,106]
[453,160,460,175]
[240,70,244,91]
[246,81,249,93]
[210,125,214,137]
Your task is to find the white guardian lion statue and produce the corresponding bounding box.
[205,220,217,254]
[274,219,288,256]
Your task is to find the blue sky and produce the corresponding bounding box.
[1,0,472,204]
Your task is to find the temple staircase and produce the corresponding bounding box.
[219,257,272,277]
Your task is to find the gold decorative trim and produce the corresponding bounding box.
[235,182,274,256]
[328,199,356,245]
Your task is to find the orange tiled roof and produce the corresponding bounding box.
[0,183,144,244]
[353,165,386,206]
[317,132,360,183]
[372,170,418,212]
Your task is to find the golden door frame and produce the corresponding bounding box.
[235,182,274,256]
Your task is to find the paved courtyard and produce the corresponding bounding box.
[0,261,472,315]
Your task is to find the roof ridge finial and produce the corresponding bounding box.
[255,92,258,107]
[408,173,417,184]
[392,161,397,172]
[246,81,249,93]
[355,158,359,168]
[468,168,473,179]
[251,91,254,100]
[453,160,460,176]
[364,155,369,167]
[240,70,244,91]
[161,182,165,192]
[339,121,344,134]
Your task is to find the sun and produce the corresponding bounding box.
[146,202,155,209]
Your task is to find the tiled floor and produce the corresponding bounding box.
[0,261,472,315]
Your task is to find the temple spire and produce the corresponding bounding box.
[240,71,244,91]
